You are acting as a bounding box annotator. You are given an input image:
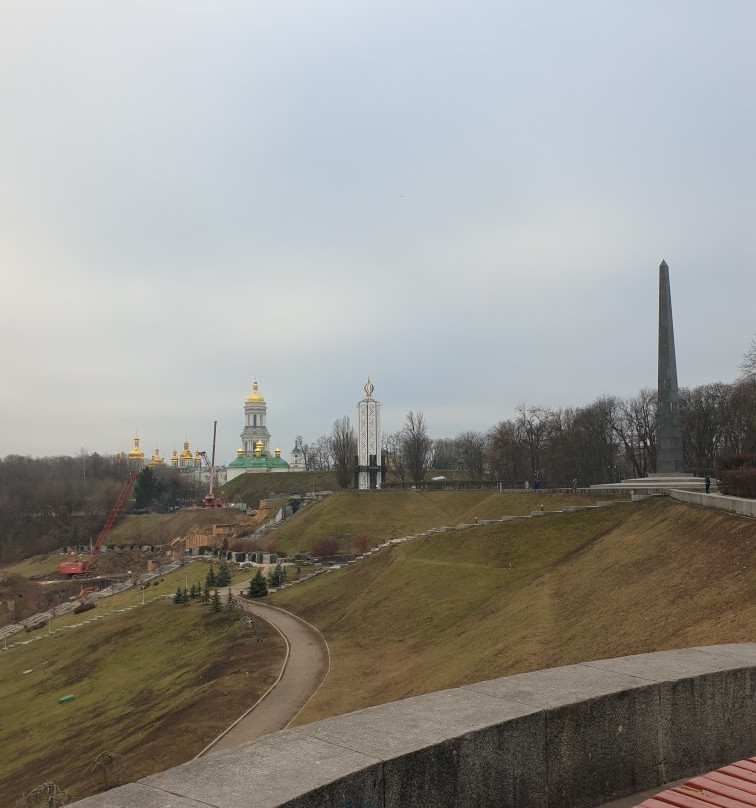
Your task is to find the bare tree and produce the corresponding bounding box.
[740,336,756,381]
[679,383,728,473]
[15,782,70,807]
[612,389,657,478]
[515,404,552,479]
[457,431,485,478]
[401,411,433,483]
[486,420,527,484]
[383,431,407,481]
[432,438,458,471]
[301,436,332,471]
[329,416,356,489]
[88,751,128,792]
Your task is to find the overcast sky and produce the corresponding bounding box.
[1,0,754,464]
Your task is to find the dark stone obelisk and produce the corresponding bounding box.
[656,260,685,474]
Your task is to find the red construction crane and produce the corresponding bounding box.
[60,471,139,576]
[200,420,226,507]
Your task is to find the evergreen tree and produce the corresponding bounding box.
[248,569,269,598]
[173,587,183,604]
[225,589,235,610]
[206,563,216,588]
[201,582,210,605]
[133,466,163,510]
[268,562,285,588]
[189,583,197,599]
[216,561,231,587]
[211,589,222,612]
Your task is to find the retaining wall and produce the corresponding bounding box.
[69,644,755,808]
[669,489,756,518]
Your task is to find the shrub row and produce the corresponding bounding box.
[718,468,756,498]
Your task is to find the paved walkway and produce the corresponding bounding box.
[198,596,329,755]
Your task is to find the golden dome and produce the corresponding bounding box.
[149,447,165,466]
[180,440,192,461]
[171,450,179,466]
[194,451,202,466]
[246,379,265,403]
[274,448,281,457]
[128,434,145,459]
[236,448,244,457]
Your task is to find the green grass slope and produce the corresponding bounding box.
[0,586,285,806]
[270,490,610,554]
[273,498,755,724]
[221,470,339,506]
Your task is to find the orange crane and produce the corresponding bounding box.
[60,471,139,576]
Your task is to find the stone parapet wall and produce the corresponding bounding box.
[669,489,756,518]
[69,644,755,808]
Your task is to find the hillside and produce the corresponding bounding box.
[0,566,286,806]
[268,490,609,554]
[273,497,755,724]
[221,470,339,506]
[106,506,267,546]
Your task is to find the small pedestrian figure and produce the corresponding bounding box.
[705,475,711,494]
[571,477,578,494]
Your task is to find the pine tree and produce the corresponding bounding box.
[201,583,210,606]
[189,584,197,599]
[216,561,231,587]
[269,562,285,588]
[173,587,183,604]
[248,569,268,598]
[206,563,216,588]
[211,589,222,612]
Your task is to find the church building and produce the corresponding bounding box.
[226,380,290,481]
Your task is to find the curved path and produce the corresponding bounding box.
[198,596,330,756]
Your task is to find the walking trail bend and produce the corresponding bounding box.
[197,594,330,756]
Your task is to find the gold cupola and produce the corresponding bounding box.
[128,434,145,459]
[171,450,179,467]
[246,379,265,403]
[149,447,165,467]
[180,440,192,462]
[194,451,202,466]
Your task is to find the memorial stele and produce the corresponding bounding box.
[356,379,383,490]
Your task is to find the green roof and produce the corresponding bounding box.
[228,452,289,470]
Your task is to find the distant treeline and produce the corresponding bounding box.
[0,455,202,564]
[301,378,756,489]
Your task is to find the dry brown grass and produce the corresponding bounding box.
[0,599,285,806]
[273,498,755,724]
